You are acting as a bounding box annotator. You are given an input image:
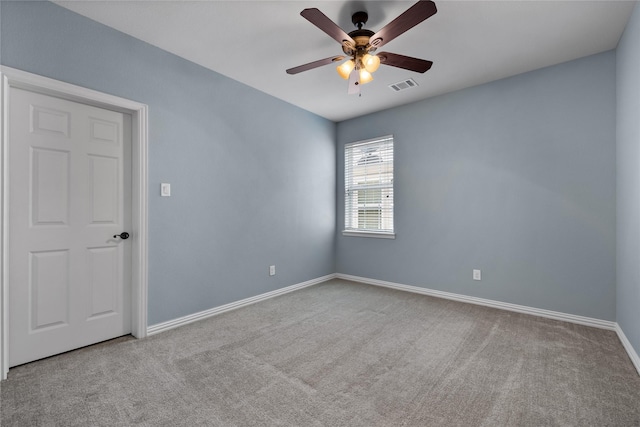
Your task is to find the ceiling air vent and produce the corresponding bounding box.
[389,78,419,92]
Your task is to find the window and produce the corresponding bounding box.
[344,136,394,238]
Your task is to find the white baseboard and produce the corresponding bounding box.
[615,324,640,376]
[147,273,336,335]
[336,273,616,330]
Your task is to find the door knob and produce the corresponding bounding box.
[113,232,130,240]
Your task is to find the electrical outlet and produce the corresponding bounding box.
[269,265,276,276]
[473,269,482,281]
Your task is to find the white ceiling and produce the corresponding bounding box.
[54,0,635,122]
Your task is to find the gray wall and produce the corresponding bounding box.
[617,2,640,355]
[336,52,617,321]
[0,1,336,325]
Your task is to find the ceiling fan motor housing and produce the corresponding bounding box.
[342,11,376,56]
[343,32,374,55]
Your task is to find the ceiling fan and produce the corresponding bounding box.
[286,0,437,95]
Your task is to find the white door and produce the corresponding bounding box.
[8,87,132,367]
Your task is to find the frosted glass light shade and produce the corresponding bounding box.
[362,54,381,73]
[359,69,374,84]
[337,60,356,80]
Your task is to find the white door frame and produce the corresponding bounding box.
[0,66,149,380]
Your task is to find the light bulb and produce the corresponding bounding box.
[359,69,374,84]
[336,60,355,80]
[362,54,381,73]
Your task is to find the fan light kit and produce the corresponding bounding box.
[286,0,437,95]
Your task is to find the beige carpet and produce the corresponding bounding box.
[2,279,639,426]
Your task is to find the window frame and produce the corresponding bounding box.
[343,135,395,239]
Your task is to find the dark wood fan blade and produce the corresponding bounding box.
[378,52,433,73]
[369,1,437,49]
[286,55,346,75]
[301,8,355,46]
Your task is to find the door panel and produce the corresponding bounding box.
[86,246,119,318]
[31,148,70,226]
[30,104,70,137]
[29,250,70,330]
[88,155,119,224]
[9,88,131,367]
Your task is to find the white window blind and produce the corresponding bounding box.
[344,136,394,236]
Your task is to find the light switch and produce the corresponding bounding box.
[161,183,171,197]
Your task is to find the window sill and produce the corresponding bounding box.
[342,230,396,239]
